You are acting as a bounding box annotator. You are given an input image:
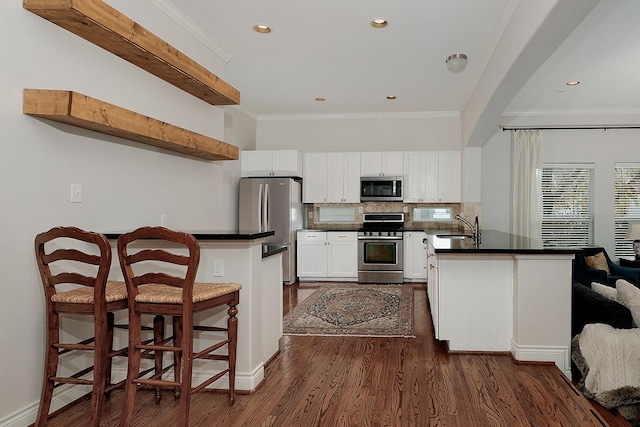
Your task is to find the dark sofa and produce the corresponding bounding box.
[573,246,640,287]
[571,281,634,380]
[571,281,633,337]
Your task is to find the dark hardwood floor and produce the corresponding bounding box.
[41,283,630,426]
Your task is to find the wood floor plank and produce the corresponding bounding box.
[40,283,629,426]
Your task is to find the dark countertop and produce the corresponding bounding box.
[262,243,288,258]
[426,230,580,255]
[103,230,275,241]
[298,228,361,232]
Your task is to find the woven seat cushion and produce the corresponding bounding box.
[50,280,127,304]
[135,282,242,304]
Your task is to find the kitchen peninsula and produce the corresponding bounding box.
[104,230,284,392]
[425,230,579,377]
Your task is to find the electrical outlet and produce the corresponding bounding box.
[71,183,82,203]
[160,213,168,227]
[213,259,224,277]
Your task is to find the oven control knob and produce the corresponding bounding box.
[377,231,382,236]
[392,231,397,236]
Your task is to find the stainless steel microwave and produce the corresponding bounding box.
[360,176,403,202]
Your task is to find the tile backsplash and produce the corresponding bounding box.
[304,202,482,231]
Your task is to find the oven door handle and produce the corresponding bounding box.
[358,236,403,240]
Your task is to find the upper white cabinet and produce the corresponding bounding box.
[303,153,328,203]
[438,151,462,202]
[360,152,404,177]
[241,150,302,177]
[328,152,361,203]
[403,151,461,202]
[303,152,360,203]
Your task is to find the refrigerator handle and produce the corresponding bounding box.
[258,183,263,232]
[263,183,269,232]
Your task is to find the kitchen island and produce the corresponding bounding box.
[425,230,579,377]
[105,230,283,391]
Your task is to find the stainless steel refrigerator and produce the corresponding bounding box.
[238,177,303,285]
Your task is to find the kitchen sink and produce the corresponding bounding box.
[435,234,474,239]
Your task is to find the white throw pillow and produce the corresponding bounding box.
[591,282,619,302]
[616,279,640,327]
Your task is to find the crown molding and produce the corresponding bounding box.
[258,111,460,122]
[503,108,640,117]
[228,105,259,121]
[150,0,232,62]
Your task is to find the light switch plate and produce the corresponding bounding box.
[71,183,82,203]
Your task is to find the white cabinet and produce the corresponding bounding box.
[303,152,360,203]
[241,150,302,177]
[327,232,358,277]
[297,231,358,280]
[403,151,461,202]
[425,238,439,338]
[439,151,462,202]
[297,231,329,277]
[303,153,329,203]
[327,152,360,203]
[360,152,404,177]
[403,231,428,281]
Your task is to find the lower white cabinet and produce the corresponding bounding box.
[297,230,358,280]
[425,238,439,338]
[403,231,428,281]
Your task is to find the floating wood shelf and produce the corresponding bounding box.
[23,0,240,106]
[24,89,239,161]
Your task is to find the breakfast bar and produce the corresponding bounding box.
[104,230,284,392]
[425,230,579,376]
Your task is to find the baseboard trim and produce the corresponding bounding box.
[511,341,571,377]
[0,365,265,427]
[0,383,87,427]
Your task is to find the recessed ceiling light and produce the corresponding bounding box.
[386,95,397,100]
[315,97,326,102]
[371,18,388,28]
[566,81,580,86]
[253,24,271,34]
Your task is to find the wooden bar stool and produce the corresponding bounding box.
[117,226,241,427]
[34,227,128,427]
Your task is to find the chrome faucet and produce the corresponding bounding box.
[455,215,481,243]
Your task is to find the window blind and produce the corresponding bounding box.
[541,166,594,248]
[614,165,640,258]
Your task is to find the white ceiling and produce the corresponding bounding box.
[167,0,640,124]
[507,0,640,115]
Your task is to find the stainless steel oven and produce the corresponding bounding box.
[358,213,404,283]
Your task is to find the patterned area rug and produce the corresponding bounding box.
[283,285,415,337]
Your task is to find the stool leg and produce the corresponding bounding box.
[119,310,142,427]
[35,311,60,427]
[227,302,238,406]
[178,313,193,427]
[153,315,164,403]
[105,312,115,399]
[173,315,183,400]
[89,311,110,427]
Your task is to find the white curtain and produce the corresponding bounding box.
[511,130,543,240]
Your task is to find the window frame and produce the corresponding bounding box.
[540,163,594,248]
[614,163,640,258]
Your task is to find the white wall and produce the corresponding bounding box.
[256,113,462,152]
[481,124,640,254]
[0,1,255,424]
